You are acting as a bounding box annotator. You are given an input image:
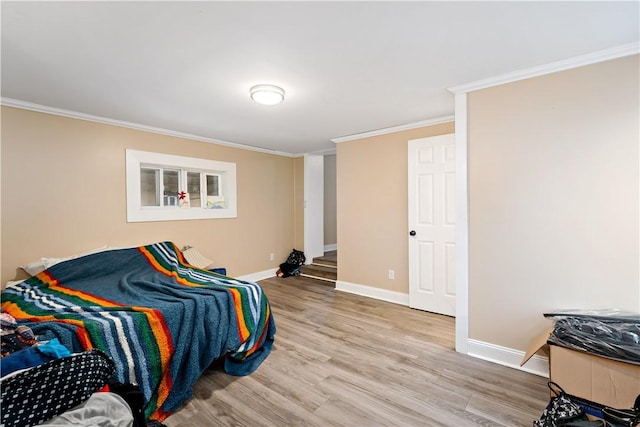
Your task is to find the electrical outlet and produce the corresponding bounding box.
[388,269,395,280]
[270,253,275,261]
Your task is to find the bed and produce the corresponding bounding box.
[1,241,276,423]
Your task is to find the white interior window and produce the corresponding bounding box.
[126,150,237,222]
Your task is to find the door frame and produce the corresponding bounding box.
[454,93,469,354]
[303,154,325,263]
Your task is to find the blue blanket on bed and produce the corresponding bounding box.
[2,242,276,422]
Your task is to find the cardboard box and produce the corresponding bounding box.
[522,326,640,410]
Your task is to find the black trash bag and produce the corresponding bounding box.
[276,249,306,278]
[602,394,640,427]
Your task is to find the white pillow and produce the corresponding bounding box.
[20,259,49,276]
[20,246,109,276]
[182,247,215,269]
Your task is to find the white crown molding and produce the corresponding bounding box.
[0,97,296,158]
[331,115,455,144]
[292,147,337,158]
[310,147,337,156]
[467,339,549,378]
[449,42,640,94]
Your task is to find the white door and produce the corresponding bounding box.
[408,134,456,316]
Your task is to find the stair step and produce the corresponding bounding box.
[300,263,337,281]
[311,255,337,267]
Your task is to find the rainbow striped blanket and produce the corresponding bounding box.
[1,242,276,422]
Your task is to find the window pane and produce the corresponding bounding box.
[140,168,160,206]
[205,175,225,209]
[163,169,180,207]
[187,172,201,208]
[206,175,219,197]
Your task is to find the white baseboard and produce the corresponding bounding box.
[324,243,337,252]
[467,339,549,377]
[335,280,409,306]
[245,273,548,377]
[237,268,278,283]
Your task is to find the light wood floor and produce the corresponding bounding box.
[164,276,548,426]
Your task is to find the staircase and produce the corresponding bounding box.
[300,251,337,285]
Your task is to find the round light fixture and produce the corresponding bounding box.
[250,84,285,105]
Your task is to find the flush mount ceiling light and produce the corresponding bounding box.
[250,84,285,105]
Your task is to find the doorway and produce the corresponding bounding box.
[302,152,337,285]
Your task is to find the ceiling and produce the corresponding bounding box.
[2,1,638,156]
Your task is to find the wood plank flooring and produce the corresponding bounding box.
[163,276,548,426]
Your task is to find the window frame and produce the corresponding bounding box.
[126,149,237,222]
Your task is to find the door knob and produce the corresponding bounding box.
[409,230,416,236]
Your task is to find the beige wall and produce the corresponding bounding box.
[1,107,296,284]
[323,154,337,247]
[468,55,640,351]
[336,122,455,293]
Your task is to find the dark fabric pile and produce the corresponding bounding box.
[1,350,115,427]
[277,249,306,278]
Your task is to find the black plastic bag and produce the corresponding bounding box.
[276,249,306,278]
[602,394,640,427]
